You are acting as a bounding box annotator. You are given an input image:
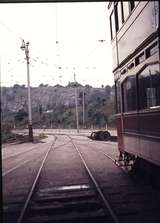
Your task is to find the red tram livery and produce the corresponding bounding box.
[108,1,160,168]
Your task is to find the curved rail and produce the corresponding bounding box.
[16,136,57,223]
[3,144,45,161]
[69,136,119,223]
[69,135,117,145]
[70,136,122,171]
[3,151,47,177]
[54,138,72,150]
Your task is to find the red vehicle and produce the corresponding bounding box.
[108,1,160,169]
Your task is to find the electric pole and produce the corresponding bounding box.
[74,73,79,133]
[82,87,85,128]
[20,40,33,142]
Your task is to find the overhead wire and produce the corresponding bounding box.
[0,20,23,41]
[0,19,59,84]
[0,20,24,84]
[0,15,105,69]
[0,10,107,86]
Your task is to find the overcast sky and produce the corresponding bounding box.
[0,2,114,87]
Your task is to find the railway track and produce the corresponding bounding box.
[2,140,55,177]
[3,144,45,161]
[69,136,119,223]
[3,134,159,223]
[3,134,119,223]
[71,137,160,222]
[16,138,57,223]
[3,136,57,223]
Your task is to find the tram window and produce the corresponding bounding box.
[146,42,158,58]
[122,2,130,21]
[138,64,160,109]
[135,52,145,66]
[115,3,119,32]
[129,1,135,12]
[115,81,121,113]
[117,1,124,28]
[110,11,116,40]
[128,61,135,70]
[123,76,137,112]
[134,1,139,7]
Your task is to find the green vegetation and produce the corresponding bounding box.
[1,83,115,142]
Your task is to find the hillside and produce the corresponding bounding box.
[1,83,115,131]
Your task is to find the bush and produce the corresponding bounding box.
[1,123,16,143]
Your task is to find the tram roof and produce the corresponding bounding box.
[0,0,109,3]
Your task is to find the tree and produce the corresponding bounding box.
[96,97,101,106]
[39,83,49,87]
[14,109,28,122]
[13,84,21,88]
[54,84,64,88]
[85,84,92,88]
[102,99,106,106]
[105,85,111,95]
[39,104,42,115]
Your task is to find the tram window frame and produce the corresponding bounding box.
[114,3,119,32]
[129,1,135,12]
[117,1,124,29]
[138,64,160,110]
[122,76,137,112]
[110,10,116,40]
[135,52,145,66]
[128,60,135,70]
[115,81,121,113]
[146,42,158,58]
[122,1,130,21]
[134,1,139,6]
[110,1,138,38]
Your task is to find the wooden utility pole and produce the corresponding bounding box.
[74,73,79,133]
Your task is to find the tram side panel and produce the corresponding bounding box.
[108,1,160,166]
[122,54,160,166]
[117,1,159,65]
[138,60,160,165]
[123,113,140,158]
[139,110,160,166]
[116,114,124,154]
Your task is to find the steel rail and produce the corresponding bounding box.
[87,144,131,174]
[3,144,44,161]
[72,138,119,166]
[3,152,47,177]
[69,137,119,223]
[3,159,33,177]
[88,138,117,146]
[69,135,117,145]
[16,136,57,223]
[54,138,72,150]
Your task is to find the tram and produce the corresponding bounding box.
[108,1,160,168]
